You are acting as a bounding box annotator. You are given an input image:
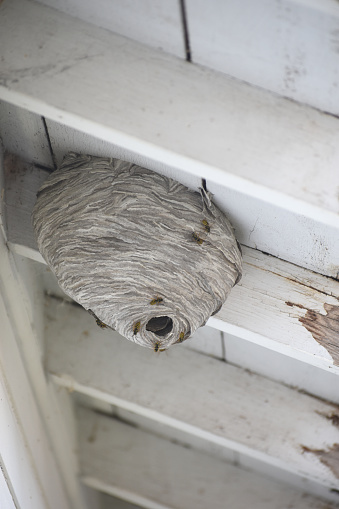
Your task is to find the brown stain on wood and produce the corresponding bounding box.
[286,301,339,366]
[302,444,339,480]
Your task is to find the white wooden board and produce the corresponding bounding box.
[222,332,339,404]
[100,493,143,509]
[36,0,185,58]
[0,363,46,509]
[212,246,339,372]
[0,217,89,508]
[1,1,339,275]
[0,464,17,509]
[44,118,202,191]
[46,298,339,499]
[44,118,339,279]
[78,407,339,509]
[186,0,339,115]
[0,100,53,167]
[0,263,71,508]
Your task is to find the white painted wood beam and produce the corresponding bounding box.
[35,0,186,59]
[0,259,71,508]
[100,493,143,509]
[0,153,90,508]
[77,407,339,508]
[186,0,339,114]
[0,0,339,276]
[0,463,17,509]
[4,155,339,372]
[0,100,53,167]
[46,299,339,500]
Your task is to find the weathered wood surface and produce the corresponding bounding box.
[0,158,89,509]
[222,332,339,405]
[36,0,185,59]
[0,237,73,509]
[0,463,17,509]
[77,407,339,508]
[46,298,339,498]
[1,1,339,276]
[0,100,53,168]
[186,0,339,115]
[213,246,339,369]
[4,155,339,371]
[100,493,144,509]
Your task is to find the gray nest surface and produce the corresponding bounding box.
[32,153,242,351]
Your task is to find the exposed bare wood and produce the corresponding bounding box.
[212,246,339,371]
[298,304,339,366]
[1,0,339,275]
[77,406,339,508]
[46,298,339,499]
[303,444,339,482]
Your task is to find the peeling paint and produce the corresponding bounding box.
[286,302,339,366]
[302,444,339,480]
[316,410,339,428]
[325,413,339,428]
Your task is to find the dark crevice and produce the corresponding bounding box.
[179,0,191,62]
[34,162,54,173]
[241,241,339,282]
[42,116,57,170]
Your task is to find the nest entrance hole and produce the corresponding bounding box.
[146,316,173,337]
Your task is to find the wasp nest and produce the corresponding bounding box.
[32,153,242,351]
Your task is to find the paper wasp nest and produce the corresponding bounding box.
[32,153,242,351]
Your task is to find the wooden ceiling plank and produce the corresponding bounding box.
[185,0,339,114]
[77,406,339,508]
[35,0,186,59]
[46,298,339,498]
[0,100,54,168]
[1,1,339,275]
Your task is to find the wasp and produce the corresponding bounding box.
[201,219,211,233]
[88,309,107,329]
[96,318,107,329]
[192,232,204,245]
[150,297,163,305]
[133,321,141,335]
[153,341,166,353]
[178,332,185,343]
